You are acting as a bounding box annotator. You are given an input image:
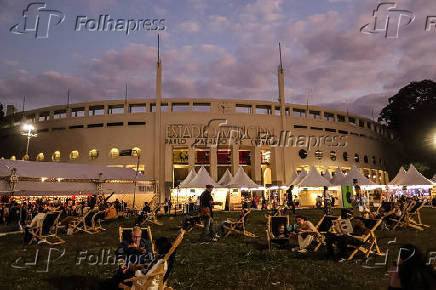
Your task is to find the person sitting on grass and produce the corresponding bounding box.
[291,215,319,253]
[215,208,248,238]
[132,237,176,290]
[324,213,369,261]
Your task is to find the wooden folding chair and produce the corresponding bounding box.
[119,226,155,253]
[346,218,385,261]
[313,215,339,252]
[266,215,290,251]
[28,211,65,245]
[222,208,256,238]
[407,201,430,229]
[119,229,187,290]
[392,199,425,231]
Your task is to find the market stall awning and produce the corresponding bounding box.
[0,159,151,181]
[330,167,346,186]
[226,166,260,189]
[178,168,197,187]
[292,168,307,186]
[218,169,233,186]
[297,166,332,187]
[389,166,407,186]
[342,165,375,186]
[395,164,434,186]
[286,171,299,186]
[323,169,332,182]
[180,166,221,188]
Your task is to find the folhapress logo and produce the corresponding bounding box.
[360,2,415,38]
[10,2,65,39]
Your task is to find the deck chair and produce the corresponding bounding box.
[71,208,99,234]
[222,208,256,238]
[141,205,164,226]
[264,204,286,218]
[28,211,65,245]
[392,200,425,231]
[119,226,155,253]
[313,215,339,252]
[119,229,187,290]
[266,215,290,251]
[346,218,385,261]
[407,201,430,229]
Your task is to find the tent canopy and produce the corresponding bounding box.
[226,166,260,189]
[0,159,151,181]
[292,168,307,186]
[396,164,434,186]
[323,169,332,182]
[180,166,221,188]
[342,165,375,186]
[178,168,197,187]
[389,166,406,185]
[286,171,299,186]
[297,166,332,187]
[218,169,233,186]
[330,167,346,186]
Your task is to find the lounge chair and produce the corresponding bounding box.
[346,218,385,260]
[222,208,256,238]
[266,215,290,251]
[28,211,65,245]
[313,215,339,252]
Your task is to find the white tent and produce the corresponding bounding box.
[342,165,375,186]
[323,169,332,182]
[433,173,436,183]
[330,168,346,185]
[182,166,221,188]
[292,168,307,185]
[389,166,407,185]
[226,166,260,189]
[0,159,150,181]
[218,169,233,186]
[286,171,299,186]
[297,166,332,187]
[178,168,197,188]
[396,164,434,186]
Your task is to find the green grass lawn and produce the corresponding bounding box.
[0,208,435,290]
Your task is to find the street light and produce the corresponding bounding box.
[21,123,37,160]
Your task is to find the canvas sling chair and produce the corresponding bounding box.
[71,208,101,234]
[119,229,187,290]
[406,201,430,229]
[141,195,164,226]
[119,226,155,254]
[264,204,286,219]
[222,208,256,238]
[313,215,339,252]
[90,210,107,233]
[345,218,385,261]
[376,201,395,217]
[28,211,65,245]
[266,215,290,251]
[393,200,428,231]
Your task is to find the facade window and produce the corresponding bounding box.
[330,151,336,161]
[110,148,120,158]
[36,153,45,161]
[54,110,67,119]
[299,149,307,159]
[261,150,271,164]
[129,104,146,113]
[292,108,306,118]
[348,117,356,125]
[359,120,365,128]
[173,149,188,164]
[324,112,334,122]
[70,150,79,160]
[315,150,323,159]
[372,156,376,165]
[354,153,360,162]
[89,149,99,160]
[235,104,252,114]
[38,111,50,122]
[274,106,281,116]
[193,103,211,112]
[132,147,142,157]
[285,107,290,116]
[256,105,272,115]
[195,150,210,164]
[364,155,368,163]
[108,104,124,114]
[172,103,190,112]
[239,150,251,165]
[309,111,321,119]
[52,151,61,162]
[217,150,231,164]
[337,115,346,122]
[89,105,105,116]
[343,152,348,161]
[22,154,29,161]
[72,107,85,117]
[10,155,16,160]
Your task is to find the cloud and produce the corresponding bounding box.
[178,21,200,32]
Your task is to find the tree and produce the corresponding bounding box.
[379,80,436,178]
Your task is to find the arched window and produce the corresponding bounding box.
[298,149,307,159]
[354,153,360,162]
[364,155,368,163]
[22,154,30,161]
[110,148,119,158]
[132,147,142,157]
[70,150,79,160]
[52,151,61,162]
[315,150,323,160]
[343,152,348,161]
[10,155,16,160]
[372,156,376,165]
[36,153,45,161]
[330,151,336,161]
[89,149,99,160]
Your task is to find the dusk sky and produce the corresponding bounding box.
[1,0,436,118]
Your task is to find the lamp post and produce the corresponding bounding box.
[21,123,37,159]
